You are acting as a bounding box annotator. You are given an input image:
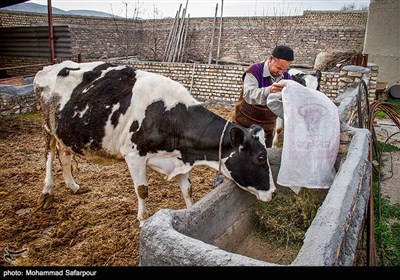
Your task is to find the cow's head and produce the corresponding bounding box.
[222,124,276,201]
[289,69,322,90]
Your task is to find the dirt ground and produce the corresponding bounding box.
[0,103,239,267]
[374,119,400,205]
[2,103,397,267]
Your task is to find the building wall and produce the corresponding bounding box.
[0,10,367,69]
[363,0,400,86]
[0,10,376,116]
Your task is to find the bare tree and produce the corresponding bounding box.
[236,2,302,63]
[182,27,209,63]
[146,4,163,60]
[122,1,129,59]
[109,1,144,59]
[208,3,218,64]
[340,2,368,11]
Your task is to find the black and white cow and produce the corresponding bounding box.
[34,61,276,226]
[288,69,322,91]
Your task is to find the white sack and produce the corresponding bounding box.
[276,79,340,193]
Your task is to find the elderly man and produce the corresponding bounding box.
[232,45,294,147]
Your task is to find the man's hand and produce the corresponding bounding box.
[270,82,285,93]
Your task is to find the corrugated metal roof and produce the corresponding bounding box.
[0,25,72,58]
[0,0,30,9]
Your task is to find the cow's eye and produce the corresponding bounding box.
[257,154,266,164]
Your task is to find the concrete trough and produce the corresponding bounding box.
[139,126,371,266]
[140,86,372,266]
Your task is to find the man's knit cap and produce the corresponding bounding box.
[272,45,294,61]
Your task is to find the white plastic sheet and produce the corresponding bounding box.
[276,80,340,193]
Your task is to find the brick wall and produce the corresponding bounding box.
[0,10,373,116]
[112,60,245,103]
[118,61,376,102]
[0,10,367,70]
[1,61,377,116]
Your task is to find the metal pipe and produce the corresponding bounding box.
[47,0,55,64]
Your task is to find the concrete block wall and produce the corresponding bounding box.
[339,64,378,100]
[335,65,374,160]
[0,92,38,116]
[0,77,39,116]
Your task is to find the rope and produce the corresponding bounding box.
[213,120,230,187]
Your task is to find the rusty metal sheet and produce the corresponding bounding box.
[0,25,72,58]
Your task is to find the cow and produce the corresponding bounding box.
[288,69,322,91]
[34,60,276,226]
[271,69,322,148]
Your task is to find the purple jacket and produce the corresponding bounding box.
[245,61,292,87]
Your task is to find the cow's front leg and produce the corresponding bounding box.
[125,153,149,227]
[175,173,193,208]
[272,117,284,148]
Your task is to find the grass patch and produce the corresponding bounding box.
[386,97,400,106]
[375,97,400,119]
[2,111,42,122]
[372,140,400,266]
[253,192,305,246]
[373,184,400,266]
[375,141,400,153]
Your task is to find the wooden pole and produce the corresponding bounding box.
[216,0,224,65]
[176,15,187,62]
[208,3,218,64]
[172,0,188,62]
[163,9,179,61]
[179,14,190,62]
[166,4,182,62]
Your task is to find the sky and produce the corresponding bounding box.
[29,0,371,19]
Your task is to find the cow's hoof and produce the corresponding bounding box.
[37,193,54,210]
[138,212,150,227]
[73,186,91,194]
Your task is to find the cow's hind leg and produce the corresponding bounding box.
[175,173,193,208]
[58,145,90,194]
[38,135,57,209]
[125,154,149,227]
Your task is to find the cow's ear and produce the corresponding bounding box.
[229,127,245,148]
